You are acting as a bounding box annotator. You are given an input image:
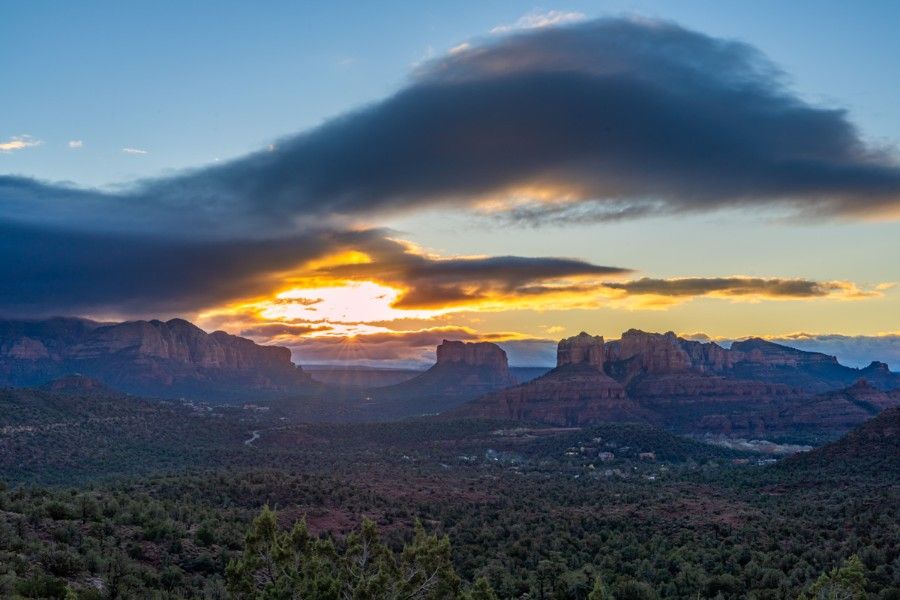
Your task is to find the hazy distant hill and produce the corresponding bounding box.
[780,379,900,436]
[0,317,312,401]
[778,405,900,478]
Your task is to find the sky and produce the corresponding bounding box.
[2,1,899,368]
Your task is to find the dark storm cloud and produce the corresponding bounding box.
[136,16,900,224]
[309,236,629,309]
[3,16,899,317]
[0,218,630,316]
[6,16,900,237]
[0,222,383,317]
[602,277,871,299]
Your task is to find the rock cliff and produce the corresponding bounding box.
[0,317,311,400]
[556,332,606,368]
[457,333,648,426]
[370,340,517,416]
[455,329,899,432]
[436,340,511,371]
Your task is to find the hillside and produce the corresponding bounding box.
[0,386,251,483]
[777,406,900,478]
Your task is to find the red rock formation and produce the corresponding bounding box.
[605,330,693,374]
[368,340,518,417]
[436,340,510,371]
[457,333,647,426]
[556,332,605,368]
[0,317,311,400]
[729,338,839,368]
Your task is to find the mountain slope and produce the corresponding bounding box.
[780,379,900,435]
[0,317,312,401]
[777,406,900,478]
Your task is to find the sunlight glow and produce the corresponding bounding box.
[259,281,446,326]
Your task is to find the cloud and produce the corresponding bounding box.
[239,323,333,338]
[491,10,586,34]
[310,236,630,310]
[0,221,379,317]
[1,17,898,321]
[281,326,484,365]
[603,277,887,301]
[0,135,41,152]
[135,16,899,226]
[0,215,632,319]
[68,140,83,149]
[121,147,148,155]
[4,17,900,240]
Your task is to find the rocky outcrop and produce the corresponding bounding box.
[455,334,647,426]
[599,330,898,394]
[556,332,605,368]
[455,329,899,433]
[729,338,838,368]
[436,340,510,371]
[370,340,517,416]
[0,317,312,401]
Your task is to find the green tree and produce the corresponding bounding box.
[801,555,868,600]
[588,577,613,600]
[463,577,498,600]
[227,506,488,600]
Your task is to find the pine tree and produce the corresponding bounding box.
[801,555,868,600]
[588,577,612,600]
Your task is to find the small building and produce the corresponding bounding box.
[598,451,615,462]
[639,452,656,461]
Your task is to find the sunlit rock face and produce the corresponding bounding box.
[0,317,312,401]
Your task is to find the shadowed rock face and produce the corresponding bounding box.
[0,317,311,401]
[557,332,605,368]
[457,333,647,426]
[456,330,899,432]
[367,340,518,416]
[436,340,510,370]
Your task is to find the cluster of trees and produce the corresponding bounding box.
[1,409,898,598]
[0,465,896,598]
[227,506,497,599]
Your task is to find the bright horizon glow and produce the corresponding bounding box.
[259,282,448,326]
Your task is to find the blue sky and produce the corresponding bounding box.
[4,1,900,186]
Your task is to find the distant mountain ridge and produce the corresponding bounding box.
[455,330,899,432]
[0,317,312,400]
